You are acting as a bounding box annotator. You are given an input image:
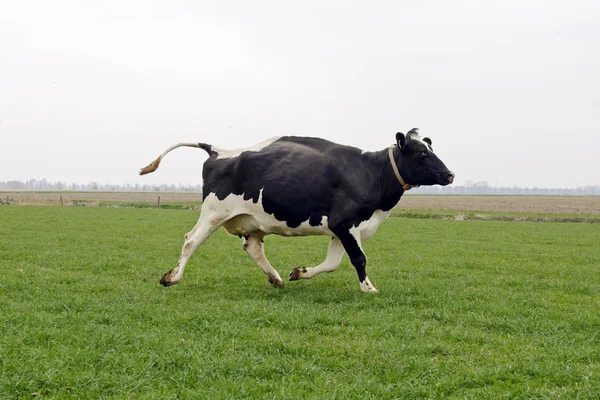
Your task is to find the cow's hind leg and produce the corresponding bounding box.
[159,210,225,286]
[242,234,284,288]
[289,237,345,280]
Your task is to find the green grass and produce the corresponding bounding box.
[1,206,599,399]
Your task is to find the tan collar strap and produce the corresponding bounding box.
[388,145,415,191]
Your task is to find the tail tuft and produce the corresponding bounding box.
[139,157,162,175]
[139,142,206,176]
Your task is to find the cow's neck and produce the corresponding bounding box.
[369,146,407,211]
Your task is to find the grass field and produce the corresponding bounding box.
[1,205,599,399]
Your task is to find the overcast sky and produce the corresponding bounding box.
[1,0,599,189]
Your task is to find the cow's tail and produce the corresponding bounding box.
[139,142,214,175]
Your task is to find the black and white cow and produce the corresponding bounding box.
[140,128,454,292]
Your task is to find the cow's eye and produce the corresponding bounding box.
[419,151,428,157]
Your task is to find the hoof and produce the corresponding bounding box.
[289,267,307,281]
[159,270,177,287]
[268,276,285,288]
[362,286,379,293]
[360,278,379,293]
[271,279,285,288]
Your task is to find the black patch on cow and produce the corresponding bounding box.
[309,213,322,227]
[333,228,367,282]
[202,137,400,230]
[243,191,260,203]
[198,142,215,156]
[201,135,452,230]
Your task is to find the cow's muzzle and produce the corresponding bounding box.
[440,171,455,185]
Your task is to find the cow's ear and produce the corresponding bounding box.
[423,137,432,146]
[396,132,406,150]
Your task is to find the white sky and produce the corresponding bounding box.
[1,0,599,188]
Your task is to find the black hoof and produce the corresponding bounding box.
[271,279,285,288]
[289,267,306,281]
[159,270,175,286]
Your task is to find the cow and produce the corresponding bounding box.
[139,128,454,292]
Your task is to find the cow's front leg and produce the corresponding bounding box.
[289,237,345,280]
[334,229,378,293]
[242,234,284,288]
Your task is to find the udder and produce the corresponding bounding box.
[222,214,261,236]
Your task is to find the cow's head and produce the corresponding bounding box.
[395,128,454,186]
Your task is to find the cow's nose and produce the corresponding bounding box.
[447,172,455,183]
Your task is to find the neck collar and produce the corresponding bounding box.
[387,145,417,191]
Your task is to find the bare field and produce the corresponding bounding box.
[1,191,202,206]
[2,191,599,214]
[399,195,600,214]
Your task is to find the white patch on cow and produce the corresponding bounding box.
[210,191,334,237]
[213,136,282,160]
[360,277,379,293]
[411,135,434,152]
[349,209,391,241]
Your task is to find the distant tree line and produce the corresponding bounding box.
[0,179,202,193]
[411,181,600,196]
[0,179,599,195]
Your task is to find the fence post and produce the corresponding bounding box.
[157,196,161,208]
[60,195,63,206]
